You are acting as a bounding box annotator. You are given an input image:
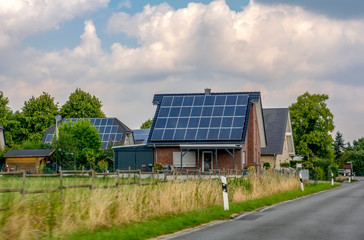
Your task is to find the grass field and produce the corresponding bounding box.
[0,172,335,240]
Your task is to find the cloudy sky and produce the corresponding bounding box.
[1,0,363,143]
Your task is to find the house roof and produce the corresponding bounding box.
[42,117,132,149]
[4,149,55,158]
[261,108,289,155]
[133,129,150,144]
[147,90,265,146]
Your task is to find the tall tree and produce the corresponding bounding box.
[19,92,59,142]
[333,131,345,162]
[0,91,13,145]
[60,88,105,118]
[140,119,152,129]
[290,92,335,160]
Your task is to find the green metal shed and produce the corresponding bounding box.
[113,145,154,171]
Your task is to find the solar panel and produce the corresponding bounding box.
[151,94,248,141]
[44,118,123,149]
[133,129,150,141]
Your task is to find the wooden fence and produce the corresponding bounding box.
[0,168,244,200]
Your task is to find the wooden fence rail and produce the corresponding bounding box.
[0,169,243,200]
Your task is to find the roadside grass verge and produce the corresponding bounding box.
[63,182,338,240]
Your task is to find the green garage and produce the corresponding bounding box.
[113,145,154,171]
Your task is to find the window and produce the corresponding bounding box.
[173,151,196,167]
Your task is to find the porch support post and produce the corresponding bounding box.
[198,149,200,170]
[180,148,183,171]
[215,148,218,170]
[233,148,235,170]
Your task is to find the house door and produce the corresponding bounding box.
[202,151,213,171]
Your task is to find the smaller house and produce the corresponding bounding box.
[42,117,134,149]
[4,149,55,173]
[0,125,5,150]
[261,108,295,170]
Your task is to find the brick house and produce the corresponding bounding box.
[261,108,295,170]
[146,89,266,171]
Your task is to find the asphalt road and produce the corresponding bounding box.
[161,177,364,240]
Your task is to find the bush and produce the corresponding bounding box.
[154,162,163,171]
[280,162,290,168]
[315,166,325,180]
[263,162,270,169]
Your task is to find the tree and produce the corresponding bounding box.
[289,92,335,160]
[53,120,101,169]
[19,92,59,142]
[333,131,345,162]
[0,91,14,146]
[140,119,152,129]
[0,91,11,125]
[60,88,105,118]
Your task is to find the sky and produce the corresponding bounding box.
[1,0,364,143]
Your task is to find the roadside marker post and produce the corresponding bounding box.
[349,173,351,183]
[221,176,229,211]
[331,172,334,186]
[299,172,304,191]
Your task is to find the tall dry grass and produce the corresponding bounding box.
[0,173,299,240]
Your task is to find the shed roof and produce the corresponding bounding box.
[4,149,55,158]
[148,90,265,146]
[261,108,289,155]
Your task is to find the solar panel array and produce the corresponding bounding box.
[44,118,123,149]
[151,94,248,141]
[133,129,150,144]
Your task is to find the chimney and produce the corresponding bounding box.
[204,88,211,95]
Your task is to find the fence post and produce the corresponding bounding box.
[116,170,120,197]
[151,169,154,184]
[91,170,94,191]
[59,167,63,202]
[128,167,131,183]
[138,170,141,186]
[22,170,26,200]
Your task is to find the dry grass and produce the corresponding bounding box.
[0,173,299,240]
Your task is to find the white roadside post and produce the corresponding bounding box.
[221,176,229,211]
[299,172,304,191]
[331,172,334,186]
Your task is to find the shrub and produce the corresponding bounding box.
[280,162,290,168]
[154,162,163,171]
[263,162,270,169]
[315,166,325,180]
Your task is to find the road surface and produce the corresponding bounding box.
[161,177,364,240]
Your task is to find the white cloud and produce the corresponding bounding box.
[117,0,131,10]
[2,0,364,142]
[0,0,108,49]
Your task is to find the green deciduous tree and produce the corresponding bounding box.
[60,88,105,118]
[290,92,335,160]
[140,119,152,129]
[19,92,59,142]
[0,91,14,146]
[53,120,101,169]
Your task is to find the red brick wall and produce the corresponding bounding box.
[244,103,261,171]
[155,147,243,170]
